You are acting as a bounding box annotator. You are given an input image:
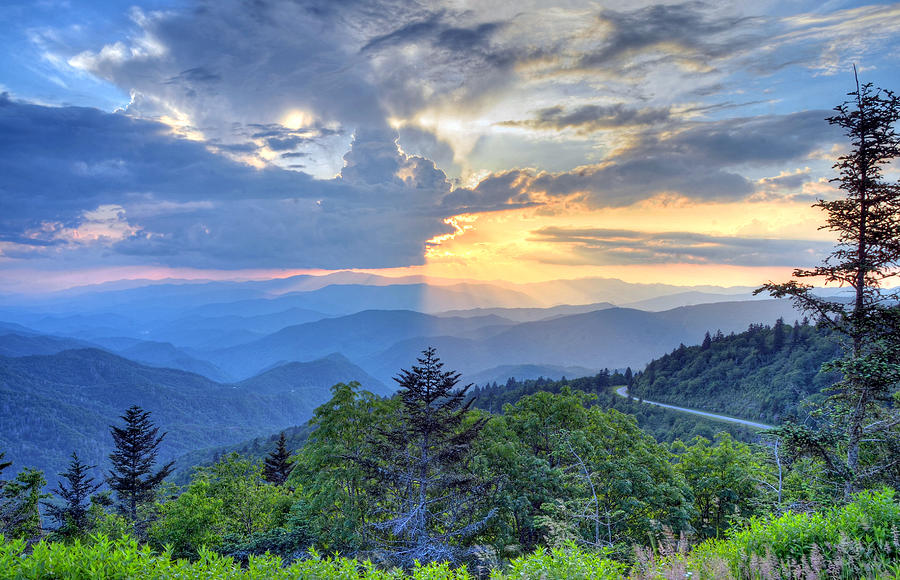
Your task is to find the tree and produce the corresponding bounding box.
[45,452,102,538]
[107,405,174,527]
[365,347,492,566]
[672,433,767,538]
[150,453,295,558]
[264,432,295,486]
[772,318,786,351]
[757,72,900,498]
[291,382,399,552]
[0,453,48,539]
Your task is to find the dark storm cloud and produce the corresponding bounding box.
[0,99,474,269]
[362,14,503,56]
[531,227,833,267]
[501,104,672,132]
[582,2,760,69]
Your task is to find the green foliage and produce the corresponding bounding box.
[263,432,295,485]
[0,534,475,579]
[473,372,758,444]
[491,543,627,579]
[756,77,900,498]
[672,433,769,538]
[171,423,314,486]
[475,389,692,556]
[150,453,294,558]
[0,465,47,539]
[632,321,840,423]
[290,381,400,553]
[690,488,900,579]
[3,491,899,579]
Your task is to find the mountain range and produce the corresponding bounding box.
[0,273,817,486]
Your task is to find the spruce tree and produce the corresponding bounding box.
[46,452,101,537]
[757,72,900,498]
[365,347,492,566]
[107,406,174,525]
[772,318,786,351]
[263,432,295,485]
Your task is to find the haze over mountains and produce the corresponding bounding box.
[0,273,824,485]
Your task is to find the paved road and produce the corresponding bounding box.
[614,386,773,430]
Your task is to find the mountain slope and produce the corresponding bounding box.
[236,353,390,396]
[360,299,803,384]
[205,310,514,379]
[0,332,95,357]
[631,321,841,423]
[0,349,386,487]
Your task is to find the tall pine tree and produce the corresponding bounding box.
[364,347,492,566]
[46,452,102,537]
[107,406,174,526]
[757,72,900,498]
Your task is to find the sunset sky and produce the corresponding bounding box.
[1,0,899,293]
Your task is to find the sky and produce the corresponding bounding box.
[1,0,899,293]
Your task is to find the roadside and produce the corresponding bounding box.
[614,386,773,430]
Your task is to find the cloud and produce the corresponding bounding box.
[67,1,385,176]
[500,104,672,133]
[0,98,476,270]
[449,110,840,210]
[531,227,833,267]
[579,2,761,71]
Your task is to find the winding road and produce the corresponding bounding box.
[614,386,773,430]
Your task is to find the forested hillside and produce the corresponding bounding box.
[0,349,390,487]
[631,319,842,423]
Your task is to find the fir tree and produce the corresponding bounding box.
[263,432,295,485]
[757,72,900,498]
[772,318,786,351]
[46,452,102,537]
[365,347,493,566]
[107,405,174,525]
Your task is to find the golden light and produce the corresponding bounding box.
[282,109,316,130]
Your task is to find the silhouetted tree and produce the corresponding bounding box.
[45,452,101,537]
[772,318,786,351]
[263,432,295,485]
[107,406,174,526]
[757,72,900,498]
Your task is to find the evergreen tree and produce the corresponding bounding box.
[46,452,102,537]
[0,458,47,539]
[263,432,295,485]
[773,318,786,351]
[701,331,712,351]
[757,73,900,498]
[107,406,174,526]
[365,347,492,566]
